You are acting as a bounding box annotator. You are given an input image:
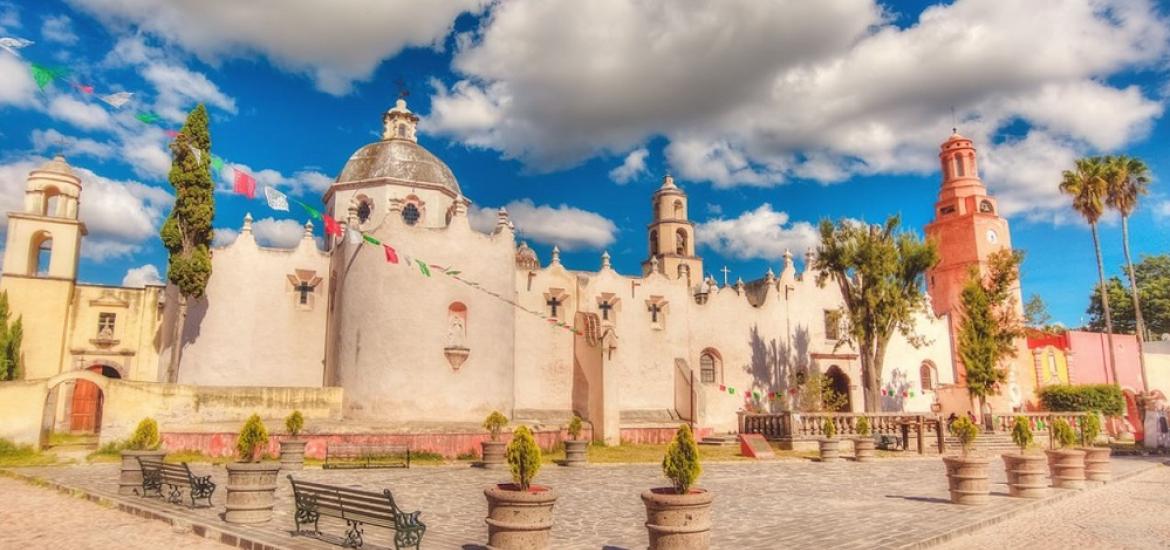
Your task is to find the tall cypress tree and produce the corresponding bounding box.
[958,250,1024,418]
[161,104,214,383]
[0,291,23,381]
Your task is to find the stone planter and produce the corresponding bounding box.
[942,455,991,505]
[480,440,507,470]
[224,462,281,524]
[641,487,713,550]
[484,483,558,550]
[818,438,842,462]
[1078,446,1111,482]
[279,439,306,471]
[853,438,876,462]
[562,440,588,467]
[1045,448,1086,490]
[1001,453,1049,499]
[118,449,167,496]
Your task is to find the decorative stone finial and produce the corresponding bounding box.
[804,248,815,272]
[382,98,419,142]
[496,207,511,231]
[242,212,253,233]
[660,174,677,189]
[735,277,745,293]
[601,250,611,270]
[781,249,797,283]
[303,220,314,238]
[650,255,659,273]
[765,267,775,284]
[551,245,561,266]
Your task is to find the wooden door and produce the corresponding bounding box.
[69,380,100,433]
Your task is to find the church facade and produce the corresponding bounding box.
[4,100,1035,445]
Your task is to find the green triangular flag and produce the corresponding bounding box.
[445,270,461,276]
[728,387,736,395]
[29,64,55,90]
[293,199,321,220]
[210,154,225,172]
[362,234,381,245]
[135,111,162,125]
[416,260,431,277]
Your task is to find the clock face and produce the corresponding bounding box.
[986,229,999,244]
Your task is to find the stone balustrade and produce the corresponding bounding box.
[740,412,944,454]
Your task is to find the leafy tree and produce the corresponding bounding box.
[1088,255,1170,338]
[795,374,849,412]
[1104,155,1152,391]
[957,250,1025,419]
[1023,293,1052,328]
[813,216,938,412]
[126,418,161,451]
[1010,416,1033,454]
[662,424,701,494]
[236,414,269,462]
[0,292,23,381]
[1059,156,1117,383]
[505,425,542,490]
[161,105,215,383]
[483,411,509,440]
[949,416,978,456]
[285,410,304,438]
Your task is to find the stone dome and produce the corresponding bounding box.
[333,99,461,196]
[36,155,77,177]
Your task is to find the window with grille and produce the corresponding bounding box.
[97,313,116,338]
[402,203,420,225]
[920,362,935,391]
[700,351,719,384]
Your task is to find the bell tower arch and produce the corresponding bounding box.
[642,175,702,285]
[2,156,86,280]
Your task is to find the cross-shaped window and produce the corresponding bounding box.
[598,301,614,321]
[547,296,563,317]
[648,302,662,323]
[295,281,315,304]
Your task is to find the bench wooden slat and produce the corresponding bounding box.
[288,475,425,549]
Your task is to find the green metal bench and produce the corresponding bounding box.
[288,475,425,549]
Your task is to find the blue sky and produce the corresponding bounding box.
[0,0,1168,327]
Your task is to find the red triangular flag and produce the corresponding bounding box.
[232,168,256,199]
[323,214,342,237]
[74,83,93,94]
[383,244,398,264]
[164,129,180,138]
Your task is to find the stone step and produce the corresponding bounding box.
[698,434,740,446]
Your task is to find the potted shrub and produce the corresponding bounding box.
[118,418,166,496]
[1045,418,1086,490]
[279,410,306,471]
[561,415,588,467]
[224,414,281,524]
[1002,416,1048,498]
[1078,413,1111,482]
[818,417,842,462]
[942,416,990,505]
[641,424,712,550]
[480,410,509,470]
[484,425,557,549]
[853,416,876,462]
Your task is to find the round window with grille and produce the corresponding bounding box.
[402,203,421,225]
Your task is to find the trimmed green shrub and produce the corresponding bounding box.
[285,410,304,438]
[822,417,837,439]
[1082,414,1101,446]
[125,418,161,451]
[505,425,542,490]
[567,415,583,440]
[855,416,870,437]
[236,414,269,462]
[1038,384,1125,417]
[1051,418,1077,448]
[1010,416,1033,453]
[662,424,702,494]
[949,416,978,455]
[483,411,509,441]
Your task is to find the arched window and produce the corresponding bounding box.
[920,361,936,391]
[42,186,61,217]
[954,155,965,177]
[673,199,683,219]
[649,230,659,256]
[397,124,406,138]
[402,203,420,225]
[356,196,372,224]
[30,232,52,276]
[700,349,721,384]
[675,229,688,255]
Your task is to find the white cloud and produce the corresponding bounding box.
[0,4,20,33]
[0,53,39,108]
[41,14,78,45]
[469,199,616,251]
[214,162,332,197]
[212,227,238,248]
[251,217,307,248]
[695,204,819,260]
[428,0,1169,219]
[68,0,486,95]
[121,263,163,287]
[141,62,237,121]
[0,157,173,262]
[47,95,113,130]
[31,129,116,159]
[1153,200,1170,224]
[608,147,649,184]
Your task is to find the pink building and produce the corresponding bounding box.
[1066,331,1143,391]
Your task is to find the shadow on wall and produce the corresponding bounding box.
[743,324,810,412]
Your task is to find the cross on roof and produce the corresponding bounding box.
[720,266,730,287]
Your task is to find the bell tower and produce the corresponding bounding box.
[1,156,86,280]
[924,133,1013,319]
[642,175,702,285]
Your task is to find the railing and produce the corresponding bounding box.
[740,412,944,454]
[992,412,1090,449]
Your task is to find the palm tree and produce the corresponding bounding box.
[1059,157,1118,384]
[1104,155,1151,392]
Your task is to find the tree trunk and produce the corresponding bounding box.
[166,294,188,383]
[1121,215,1149,393]
[1090,224,1119,385]
[864,344,884,413]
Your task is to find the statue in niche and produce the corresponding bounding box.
[447,314,467,349]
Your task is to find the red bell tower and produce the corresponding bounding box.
[924,132,1014,320]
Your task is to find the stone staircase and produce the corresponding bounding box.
[941,432,1020,454]
[698,434,739,447]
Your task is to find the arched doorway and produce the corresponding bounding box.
[825,365,852,412]
[69,365,120,434]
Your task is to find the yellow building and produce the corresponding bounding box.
[0,157,164,433]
